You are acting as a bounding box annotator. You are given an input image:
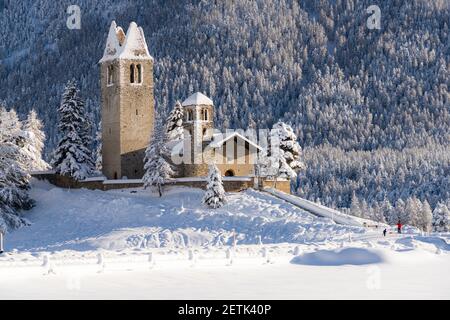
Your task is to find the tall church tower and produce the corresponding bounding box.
[99,21,154,179]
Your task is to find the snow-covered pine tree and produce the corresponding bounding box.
[382,198,395,225]
[261,132,291,183]
[50,81,95,180]
[359,199,370,219]
[143,118,174,197]
[257,139,277,179]
[349,193,362,218]
[95,121,102,173]
[409,197,423,228]
[389,199,403,225]
[164,100,185,165]
[370,201,387,223]
[0,144,33,230]
[0,107,28,164]
[420,200,433,232]
[165,100,184,142]
[273,121,304,171]
[203,164,226,209]
[267,121,305,179]
[0,107,34,230]
[22,109,50,171]
[432,203,450,232]
[395,198,409,225]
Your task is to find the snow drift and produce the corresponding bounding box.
[290,248,385,266]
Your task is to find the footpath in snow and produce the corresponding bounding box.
[264,188,385,227]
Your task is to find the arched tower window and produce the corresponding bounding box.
[137,64,142,83]
[187,109,194,121]
[107,65,114,85]
[130,64,135,83]
[201,109,208,121]
[130,64,143,84]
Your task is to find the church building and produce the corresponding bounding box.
[99,21,263,181]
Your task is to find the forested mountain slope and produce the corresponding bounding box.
[0,0,448,152]
[0,0,449,217]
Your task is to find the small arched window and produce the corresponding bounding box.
[202,109,208,121]
[107,65,114,85]
[130,64,135,83]
[136,64,142,83]
[202,128,207,136]
[187,109,194,121]
[225,169,235,177]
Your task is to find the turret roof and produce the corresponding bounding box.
[182,92,214,107]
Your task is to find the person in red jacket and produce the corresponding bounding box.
[397,220,402,234]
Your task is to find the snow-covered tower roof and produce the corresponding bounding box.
[182,92,214,107]
[99,21,153,63]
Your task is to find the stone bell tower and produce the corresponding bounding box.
[182,92,214,176]
[99,21,154,179]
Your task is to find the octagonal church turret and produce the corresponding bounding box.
[181,92,215,176]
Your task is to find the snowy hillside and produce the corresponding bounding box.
[6,180,364,252]
[1,180,449,299]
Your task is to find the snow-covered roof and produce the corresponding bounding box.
[210,132,263,151]
[99,21,153,63]
[182,92,213,107]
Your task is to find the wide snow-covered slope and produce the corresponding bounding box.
[2,180,450,299]
[6,180,365,252]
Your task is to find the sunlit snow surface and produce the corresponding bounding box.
[1,180,449,299]
[6,180,364,252]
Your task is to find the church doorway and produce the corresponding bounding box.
[225,169,235,177]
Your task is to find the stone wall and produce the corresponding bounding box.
[33,173,289,194]
[34,173,106,190]
[166,179,253,192]
[261,179,291,194]
[182,163,209,177]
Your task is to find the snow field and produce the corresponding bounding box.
[0,238,449,299]
[1,180,449,299]
[5,180,365,252]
